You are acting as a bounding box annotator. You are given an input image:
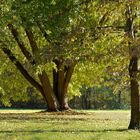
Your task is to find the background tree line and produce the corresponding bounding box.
[0,84,130,110]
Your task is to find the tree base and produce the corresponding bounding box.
[46,108,59,112]
[59,106,71,111]
[128,122,140,130]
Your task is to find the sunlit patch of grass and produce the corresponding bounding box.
[0,110,139,140]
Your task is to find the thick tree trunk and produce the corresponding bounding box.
[53,60,75,111]
[53,67,70,111]
[38,71,58,111]
[128,56,140,129]
[58,68,70,110]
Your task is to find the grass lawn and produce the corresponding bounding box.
[0,109,139,140]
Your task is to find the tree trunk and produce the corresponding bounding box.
[53,60,75,111]
[53,67,70,111]
[118,90,121,109]
[125,3,140,129]
[128,56,140,129]
[38,71,58,111]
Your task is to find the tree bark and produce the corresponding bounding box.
[38,71,58,111]
[7,24,35,64]
[53,60,75,111]
[125,3,140,129]
[128,56,140,129]
[118,90,121,109]
[61,64,75,110]
[53,62,69,110]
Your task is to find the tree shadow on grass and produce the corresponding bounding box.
[0,128,129,134]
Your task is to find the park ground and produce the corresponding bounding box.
[0,110,139,140]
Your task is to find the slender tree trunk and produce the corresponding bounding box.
[118,90,121,109]
[124,2,140,129]
[128,56,140,129]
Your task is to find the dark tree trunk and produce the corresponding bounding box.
[125,3,140,129]
[118,90,121,109]
[53,60,75,111]
[53,67,70,111]
[128,56,140,129]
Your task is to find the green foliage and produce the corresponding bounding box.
[0,0,140,106]
[0,0,97,105]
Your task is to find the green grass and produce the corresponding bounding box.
[0,109,139,140]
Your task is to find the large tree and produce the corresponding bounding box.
[0,0,96,111]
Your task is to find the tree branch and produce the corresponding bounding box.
[64,62,76,92]
[24,29,38,54]
[8,24,35,64]
[1,47,43,94]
